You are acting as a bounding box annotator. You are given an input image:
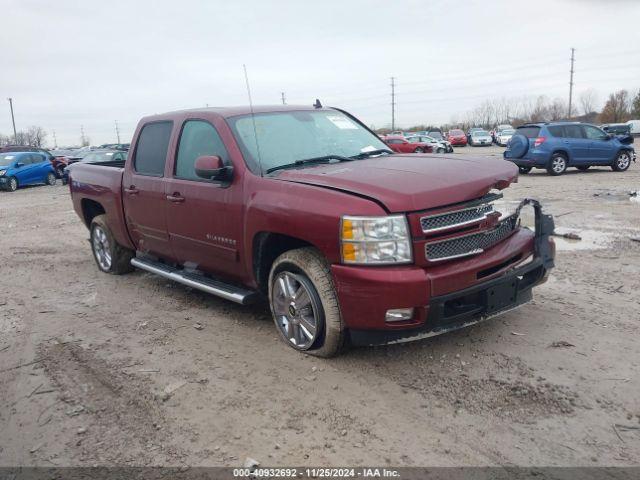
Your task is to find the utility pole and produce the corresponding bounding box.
[7,98,17,143]
[281,92,286,105]
[390,77,396,131]
[52,130,58,148]
[568,48,575,118]
[115,120,121,143]
[80,125,86,146]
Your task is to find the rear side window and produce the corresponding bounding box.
[547,126,564,138]
[564,125,583,138]
[175,120,229,181]
[515,126,540,138]
[133,121,173,176]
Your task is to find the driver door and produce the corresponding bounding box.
[164,118,244,281]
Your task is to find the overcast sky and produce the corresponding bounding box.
[2,0,639,146]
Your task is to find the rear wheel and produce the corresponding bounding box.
[46,172,56,186]
[6,177,18,192]
[576,166,590,171]
[437,147,445,153]
[90,214,134,274]
[414,147,424,153]
[547,153,567,176]
[269,247,346,357]
[518,166,532,174]
[612,151,631,171]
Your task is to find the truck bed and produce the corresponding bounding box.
[68,162,133,249]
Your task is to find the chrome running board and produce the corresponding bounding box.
[131,257,259,305]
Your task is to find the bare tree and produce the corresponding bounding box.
[631,89,640,119]
[599,90,630,123]
[579,89,598,116]
[25,126,47,147]
[548,98,568,121]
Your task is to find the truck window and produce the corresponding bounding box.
[175,120,229,181]
[133,121,173,176]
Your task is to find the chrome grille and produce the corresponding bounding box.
[426,215,519,261]
[421,203,494,233]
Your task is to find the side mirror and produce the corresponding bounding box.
[15,162,24,168]
[194,155,232,181]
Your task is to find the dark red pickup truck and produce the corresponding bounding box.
[68,105,555,357]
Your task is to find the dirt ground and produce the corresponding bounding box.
[1,151,639,468]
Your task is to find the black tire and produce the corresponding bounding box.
[89,214,135,274]
[268,247,346,357]
[414,147,424,153]
[6,176,18,192]
[56,166,65,179]
[612,150,632,172]
[46,172,56,186]
[437,148,445,153]
[518,166,532,174]
[547,153,568,176]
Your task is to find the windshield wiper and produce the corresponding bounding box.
[349,149,393,160]
[265,155,354,174]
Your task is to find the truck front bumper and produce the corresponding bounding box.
[331,199,555,346]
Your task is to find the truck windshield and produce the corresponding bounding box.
[227,110,390,174]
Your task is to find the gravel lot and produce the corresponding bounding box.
[1,153,639,468]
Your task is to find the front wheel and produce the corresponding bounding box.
[46,172,56,186]
[90,214,135,274]
[414,147,424,153]
[6,176,18,192]
[612,151,631,171]
[437,147,445,153]
[518,166,532,174]
[547,153,567,176]
[268,248,346,357]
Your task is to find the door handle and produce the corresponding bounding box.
[166,193,185,203]
[124,186,139,195]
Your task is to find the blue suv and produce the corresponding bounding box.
[504,122,636,176]
[0,151,57,192]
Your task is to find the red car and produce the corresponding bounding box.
[447,129,467,146]
[67,105,555,357]
[384,135,434,154]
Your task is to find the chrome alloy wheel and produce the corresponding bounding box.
[92,225,112,271]
[616,151,631,170]
[552,156,566,173]
[272,271,320,350]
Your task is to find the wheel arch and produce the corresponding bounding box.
[252,232,315,294]
[81,199,106,228]
[550,148,571,163]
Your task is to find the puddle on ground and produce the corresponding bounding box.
[551,227,612,251]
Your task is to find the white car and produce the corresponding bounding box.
[493,124,514,142]
[406,135,453,153]
[496,129,515,146]
[469,130,493,146]
[626,119,640,135]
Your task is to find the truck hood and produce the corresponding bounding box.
[273,154,518,212]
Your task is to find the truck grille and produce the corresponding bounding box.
[425,215,519,261]
[421,203,494,233]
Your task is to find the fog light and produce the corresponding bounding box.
[385,308,414,322]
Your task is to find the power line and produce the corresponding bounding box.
[568,48,575,118]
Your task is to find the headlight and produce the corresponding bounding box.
[0,170,6,176]
[340,215,413,265]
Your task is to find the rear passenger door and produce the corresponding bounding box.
[583,125,616,163]
[122,121,176,260]
[164,118,244,280]
[560,125,590,165]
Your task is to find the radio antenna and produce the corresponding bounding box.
[243,64,264,175]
